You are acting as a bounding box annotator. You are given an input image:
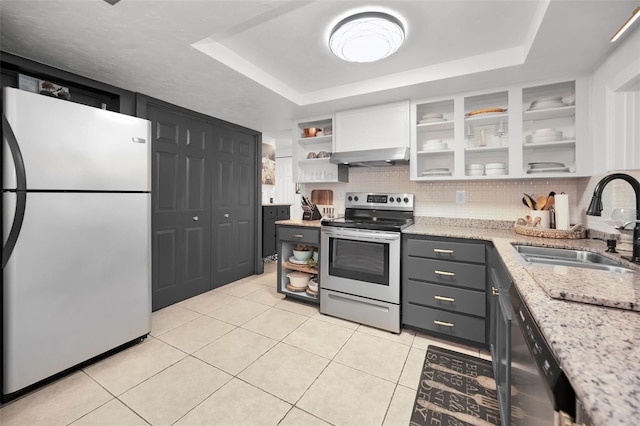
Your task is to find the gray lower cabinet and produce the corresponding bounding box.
[490,246,513,425]
[262,205,290,257]
[402,234,489,346]
[276,225,320,305]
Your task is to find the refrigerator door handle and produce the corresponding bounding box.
[2,113,28,268]
[2,113,27,190]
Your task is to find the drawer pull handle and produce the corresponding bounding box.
[435,270,455,277]
[492,286,499,296]
[434,320,454,327]
[292,234,304,239]
[434,295,455,302]
[433,248,454,254]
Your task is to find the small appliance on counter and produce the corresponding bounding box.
[301,195,322,220]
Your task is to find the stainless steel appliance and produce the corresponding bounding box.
[508,284,575,425]
[2,87,152,399]
[320,192,414,333]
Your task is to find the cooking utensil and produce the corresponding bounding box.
[523,193,536,209]
[536,195,547,210]
[532,216,542,227]
[542,192,556,210]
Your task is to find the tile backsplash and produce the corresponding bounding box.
[304,166,640,228]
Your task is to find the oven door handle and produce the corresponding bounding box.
[322,228,400,242]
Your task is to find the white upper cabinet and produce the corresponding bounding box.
[334,101,410,152]
[590,26,640,173]
[410,78,590,180]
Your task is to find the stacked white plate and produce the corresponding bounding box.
[465,163,484,176]
[422,139,448,151]
[422,168,452,176]
[418,112,447,124]
[525,128,563,144]
[526,162,571,174]
[528,96,567,111]
[485,162,507,176]
[525,129,562,143]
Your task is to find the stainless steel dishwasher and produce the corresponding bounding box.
[509,284,576,425]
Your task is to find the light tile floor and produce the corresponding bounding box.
[0,262,491,426]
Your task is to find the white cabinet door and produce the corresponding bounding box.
[335,101,410,152]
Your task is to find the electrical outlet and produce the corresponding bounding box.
[337,190,345,200]
[456,190,466,204]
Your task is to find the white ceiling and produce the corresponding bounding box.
[1,0,639,141]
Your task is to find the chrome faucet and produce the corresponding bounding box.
[586,173,640,263]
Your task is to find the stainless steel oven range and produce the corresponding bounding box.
[320,192,414,333]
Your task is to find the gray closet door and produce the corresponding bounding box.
[148,105,212,310]
[211,124,257,288]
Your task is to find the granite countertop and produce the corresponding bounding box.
[275,219,322,227]
[404,222,640,426]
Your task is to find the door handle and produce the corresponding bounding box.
[2,114,27,269]
[224,213,229,218]
[193,216,199,221]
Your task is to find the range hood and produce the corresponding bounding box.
[329,147,409,167]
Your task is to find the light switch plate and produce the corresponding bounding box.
[456,190,466,204]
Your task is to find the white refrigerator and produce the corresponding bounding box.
[2,87,152,397]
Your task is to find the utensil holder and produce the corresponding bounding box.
[530,210,550,228]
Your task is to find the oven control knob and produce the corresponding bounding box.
[389,196,394,202]
[396,197,401,203]
[354,196,359,202]
[347,196,353,201]
[403,197,409,203]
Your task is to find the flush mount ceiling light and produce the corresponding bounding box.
[611,6,640,42]
[329,12,405,63]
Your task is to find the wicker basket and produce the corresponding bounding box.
[513,223,586,239]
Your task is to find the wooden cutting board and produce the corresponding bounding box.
[311,189,333,205]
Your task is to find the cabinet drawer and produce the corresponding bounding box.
[263,206,277,218]
[407,239,485,263]
[406,257,485,290]
[278,226,319,244]
[277,206,290,218]
[405,280,486,317]
[403,303,486,343]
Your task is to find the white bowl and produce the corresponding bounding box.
[424,139,443,144]
[308,278,318,292]
[526,134,563,144]
[533,96,563,103]
[465,163,485,170]
[422,142,447,151]
[292,249,312,261]
[485,162,506,169]
[485,168,507,175]
[418,117,447,124]
[287,271,311,288]
[422,113,443,119]
[533,128,557,134]
[528,100,566,110]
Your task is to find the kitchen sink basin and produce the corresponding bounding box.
[513,245,636,273]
